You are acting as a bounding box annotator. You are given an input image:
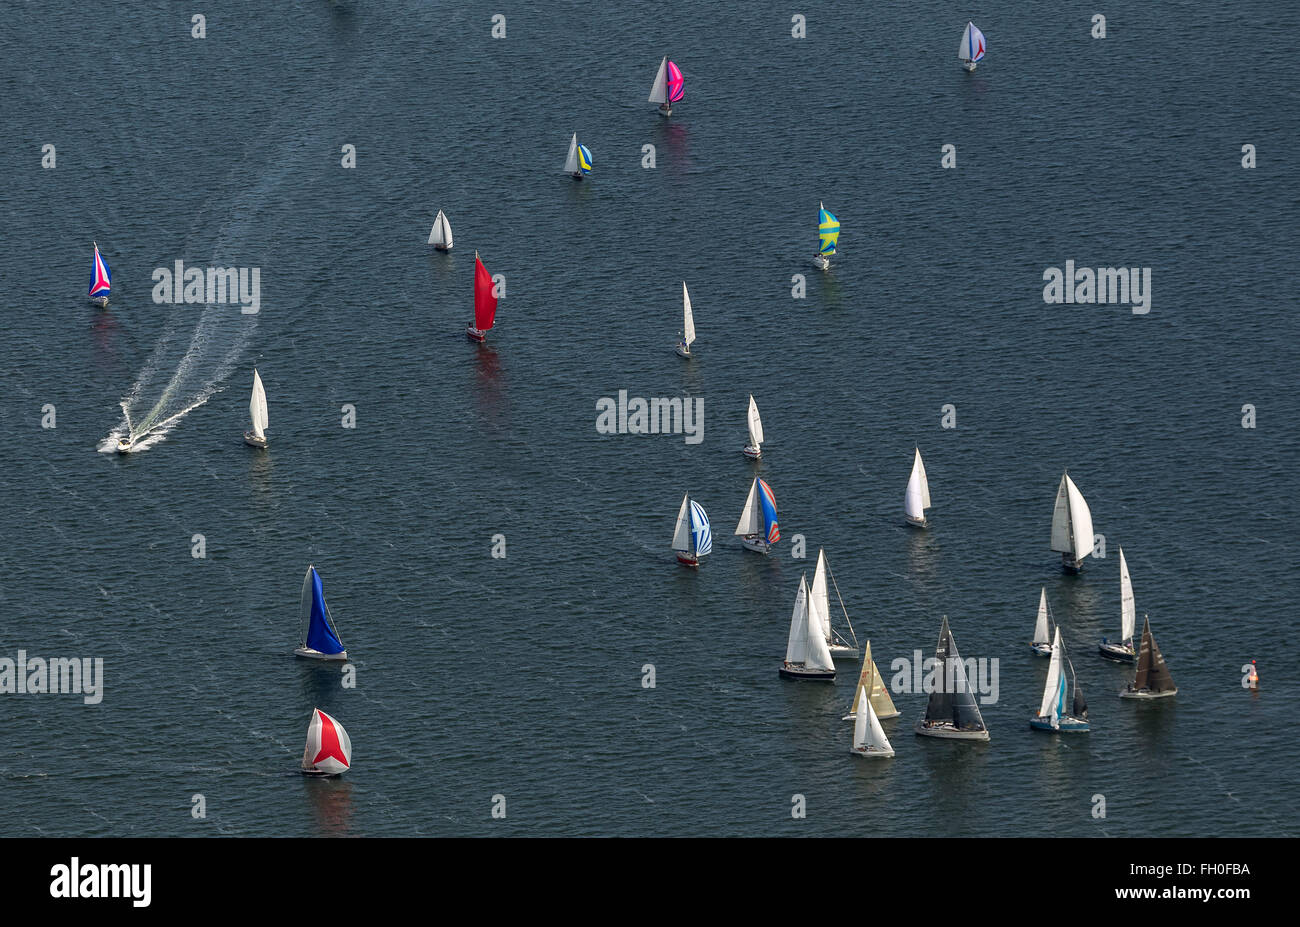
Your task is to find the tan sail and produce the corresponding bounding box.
[848,642,899,719]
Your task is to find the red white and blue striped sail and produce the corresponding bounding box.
[88,243,111,298]
[959,21,986,63]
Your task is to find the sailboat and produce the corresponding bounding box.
[671,494,712,567]
[1099,547,1138,661]
[904,447,931,527]
[429,209,453,251]
[244,368,269,448]
[648,56,684,116]
[915,616,990,740]
[295,565,348,661]
[780,574,836,681]
[1030,628,1090,732]
[88,242,111,307]
[814,203,839,270]
[809,548,860,660]
[674,282,695,357]
[466,251,498,342]
[563,133,593,180]
[851,686,895,757]
[1119,615,1177,699]
[1050,471,1094,573]
[300,707,352,777]
[843,641,900,721]
[1030,587,1054,656]
[734,476,779,553]
[958,21,986,72]
[742,394,764,459]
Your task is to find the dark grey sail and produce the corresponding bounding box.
[1065,648,1088,719]
[923,617,987,732]
[1141,620,1176,693]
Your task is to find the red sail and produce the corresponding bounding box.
[474,254,498,332]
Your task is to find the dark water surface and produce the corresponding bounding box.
[1,1,1297,836]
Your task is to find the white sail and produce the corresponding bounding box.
[802,594,836,672]
[1119,547,1136,642]
[852,686,870,748]
[853,690,893,754]
[564,133,580,174]
[1051,472,1094,560]
[682,282,695,347]
[302,707,352,775]
[672,494,692,552]
[1032,587,1050,646]
[734,479,761,536]
[905,448,930,519]
[648,56,669,103]
[784,575,810,665]
[810,549,832,643]
[249,369,268,439]
[429,209,453,249]
[958,22,986,62]
[1038,628,1064,725]
[746,395,764,448]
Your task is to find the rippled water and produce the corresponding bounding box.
[1,1,1296,836]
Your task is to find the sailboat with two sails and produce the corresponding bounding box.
[809,549,859,660]
[671,494,712,567]
[1029,587,1054,656]
[742,395,764,459]
[1119,615,1177,699]
[466,251,499,342]
[295,565,348,661]
[734,477,779,554]
[905,447,931,527]
[1030,628,1090,732]
[851,686,895,758]
[1050,471,1094,573]
[429,210,453,251]
[780,574,835,681]
[915,616,989,741]
[563,133,593,180]
[648,56,684,116]
[843,641,899,721]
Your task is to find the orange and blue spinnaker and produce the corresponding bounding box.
[757,478,780,544]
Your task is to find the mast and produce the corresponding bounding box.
[826,558,858,650]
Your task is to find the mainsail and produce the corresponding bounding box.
[905,448,930,520]
[1032,588,1051,647]
[429,210,453,249]
[300,566,345,656]
[474,252,498,332]
[746,395,764,448]
[784,575,810,665]
[1050,472,1094,561]
[1132,616,1176,693]
[672,495,692,553]
[249,369,269,439]
[1119,547,1136,643]
[1038,628,1066,726]
[849,641,898,719]
[682,282,695,347]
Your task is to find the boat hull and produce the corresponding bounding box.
[1098,641,1136,662]
[570,172,585,181]
[742,445,761,460]
[90,295,109,308]
[828,644,859,661]
[1061,554,1084,574]
[675,552,699,567]
[1029,642,1052,657]
[294,647,349,662]
[658,104,673,117]
[1029,716,1090,732]
[1119,686,1177,699]
[243,432,267,448]
[300,767,345,778]
[905,515,927,529]
[432,244,451,252]
[915,721,989,741]
[674,342,690,358]
[740,536,771,554]
[779,664,834,681]
[850,746,895,758]
[813,254,830,271]
[466,325,487,342]
[963,61,977,72]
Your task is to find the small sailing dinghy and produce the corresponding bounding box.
[843,641,900,721]
[958,21,986,72]
[467,251,498,342]
[563,133,593,180]
[814,203,839,271]
[1050,471,1094,573]
[1030,587,1054,656]
[734,476,779,554]
[674,282,695,357]
[295,565,348,661]
[1119,615,1177,699]
[671,494,712,567]
[851,686,895,758]
[429,209,453,251]
[1030,628,1090,732]
[810,548,860,660]
[648,56,684,116]
[780,574,836,681]
[904,447,931,527]
[742,394,764,459]
[88,242,111,307]
[300,707,352,777]
[1099,547,1138,662]
[915,616,990,741]
[244,368,269,448]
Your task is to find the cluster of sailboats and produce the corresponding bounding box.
[427,208,501,343]
[297,565,353,776]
